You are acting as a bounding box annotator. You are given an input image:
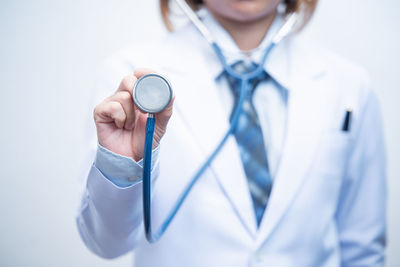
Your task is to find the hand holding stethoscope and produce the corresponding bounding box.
[93,69,174,165]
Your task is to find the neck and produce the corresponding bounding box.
[210,12,277,52]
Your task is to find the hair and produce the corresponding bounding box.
[160,0,318,32]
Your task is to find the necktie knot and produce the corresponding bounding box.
[232,60,257,73]
[227,60,267,97]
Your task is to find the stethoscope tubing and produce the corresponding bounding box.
[142,42,276,243]
[143,77,254,243]
[142,114,155,242]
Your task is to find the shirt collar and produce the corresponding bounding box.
[199,10,290,89]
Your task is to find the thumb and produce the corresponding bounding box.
[155,95,175,130]
[152,95,175,147]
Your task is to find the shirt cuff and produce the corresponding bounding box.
[94,143,160,187]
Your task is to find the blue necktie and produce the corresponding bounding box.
[227,60,272,227]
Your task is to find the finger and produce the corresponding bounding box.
[116,75,137,95]
[154,95,175,132]
[156,94,175,121]
[94,101,126,129]
[134,68,157,79]
[109,91,136,130]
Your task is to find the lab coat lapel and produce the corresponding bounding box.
[256,37,328,244]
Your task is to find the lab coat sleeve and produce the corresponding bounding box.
[77,163,160,259]
[336,89,387,266]
[76,49,160,259]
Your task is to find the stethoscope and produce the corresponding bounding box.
[132,0,298,243]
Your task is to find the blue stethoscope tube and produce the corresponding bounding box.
[142,41,276,243]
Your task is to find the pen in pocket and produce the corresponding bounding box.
[342,109,352,132]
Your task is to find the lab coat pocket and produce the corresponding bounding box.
[299,131,352,219]
[311,131,351,180]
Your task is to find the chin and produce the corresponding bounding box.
[205,0,280,23]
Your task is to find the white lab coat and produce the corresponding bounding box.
[77,19,386,267]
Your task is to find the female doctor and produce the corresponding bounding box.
[77,0,387,266]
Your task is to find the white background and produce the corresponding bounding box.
[0,0,399,266]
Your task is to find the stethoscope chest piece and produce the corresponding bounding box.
[133,73,173,114]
